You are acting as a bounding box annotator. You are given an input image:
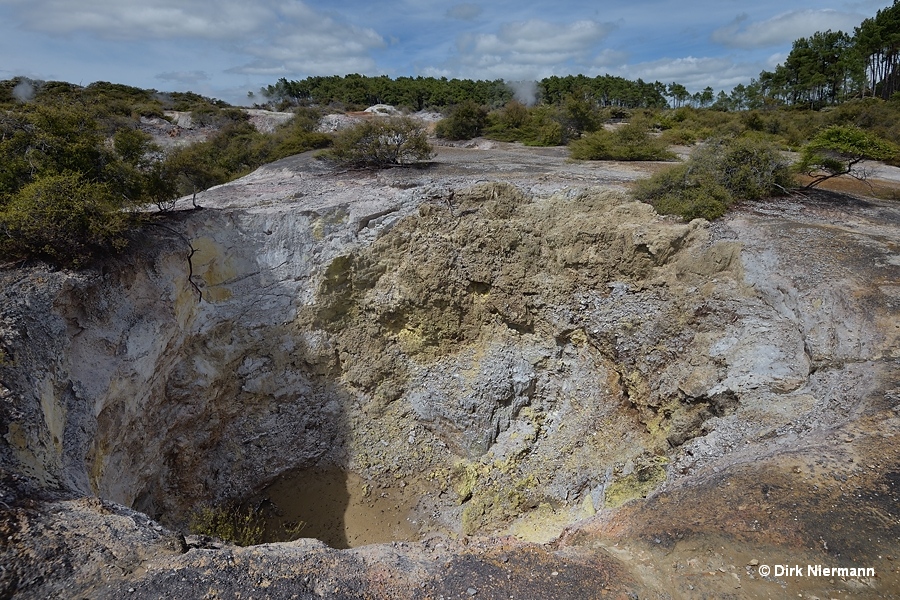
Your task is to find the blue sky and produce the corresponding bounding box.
[0,0,889,105]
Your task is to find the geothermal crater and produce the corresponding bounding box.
[1,144,899,599]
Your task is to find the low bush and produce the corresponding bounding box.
[658,127,698,146]
[189,503,267,547]
[570,118,675,161]
[0,80,340,264]
[191,106,249,128]
[154,115,331,207]
[635,136,793,221]
[703,136,795,198]
[268,107,332,161]
[639,164,732,220]
[486,100,529,139]
[435,101,488,140]
[484,102,566,146]
[321,117,433,167]
[0,173,131,265]
[522,107,564,146]
[560,95,603,137]
[653,107,762,146]
[269,129,332,161]
[188,501,307,546]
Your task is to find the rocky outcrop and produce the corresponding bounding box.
[1,145,898,598]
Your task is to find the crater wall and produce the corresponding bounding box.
[2,151,898,598]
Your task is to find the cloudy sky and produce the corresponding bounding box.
[0,0,888,104]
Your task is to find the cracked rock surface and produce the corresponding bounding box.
[1,143,899,599]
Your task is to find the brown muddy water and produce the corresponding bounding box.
[254,468,421,548]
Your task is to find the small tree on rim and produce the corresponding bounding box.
[797,125,898,189]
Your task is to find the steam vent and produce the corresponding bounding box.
[2,144,900,599]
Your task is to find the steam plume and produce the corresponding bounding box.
[12,80,35,103]
[507,80,538,106]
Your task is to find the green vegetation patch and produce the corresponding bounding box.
[484,102,570,146]
[796,125,899,188]
[1,173,131,266]
[189,502,267,547]
[188,501,307,547]
[635,136,793,221]
[320,117,433,168]
[435,100,488,140]
[570,118,675,161]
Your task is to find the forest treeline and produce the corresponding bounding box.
[261,0,900,112]
[259,74,669,111]
[1,1,899,266]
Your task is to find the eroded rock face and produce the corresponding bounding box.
[1,146,898,598]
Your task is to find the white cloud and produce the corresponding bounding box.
[618,56,761,91]
[460,19,615,57]
[450,18,616,79]
[446,3,482,21]
[156,70,209,84]
[765,52,788,69]
[711,9,864,49]
[591,49,630,70]
[0,0,384,77]
[235,11,384,77]
[0,0,271,40]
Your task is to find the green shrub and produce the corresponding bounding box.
[796,125,899,187]
[742,111,766,132]
[321,117,433,167]
[113,127,156,165]
[16,104,108,182]
[698,136,794,198]
[484,102,568,146]
[290,106,326,132]
[658,128,698,146]
[0,173,131,265]
[435,101,488,140]
[131,102,166,119]
[524,108,564,146]
[498,100,529,125]
[189,503,266,547]
[652,107,748,145]
[268,107,331,160]
[269,130,332,161]
[188,501,307,546]
[634,163,731,221]
[166,91,229,112]
[568,128,615,159]
[153,112,332,208]
[560,95,603,137]
[157,136,231,203]
[824,98,897,134]
[484,101,526,141]
[635,136,793,221]
[570,118,675,161]
[191,105,248,128]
